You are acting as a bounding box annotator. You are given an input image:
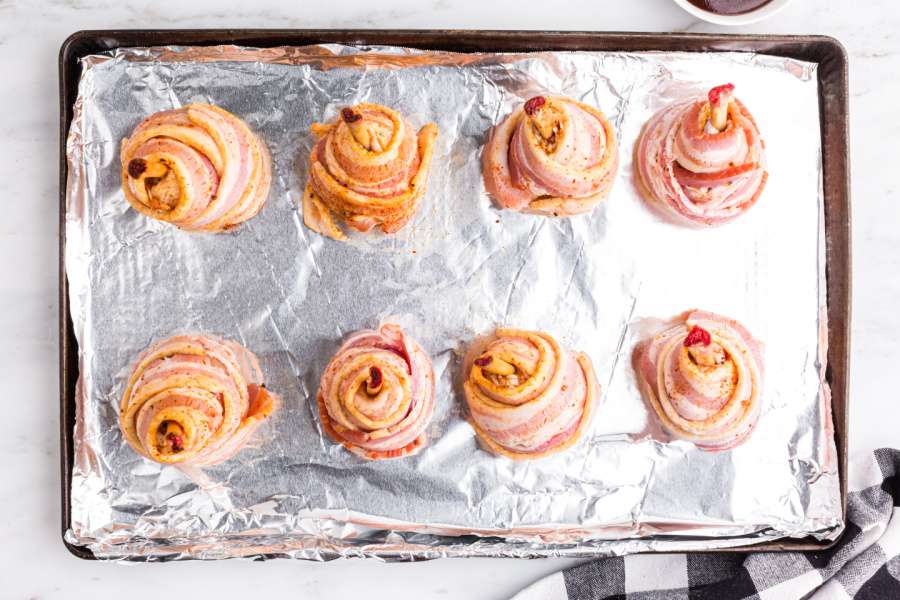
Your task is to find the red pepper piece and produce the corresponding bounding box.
[708,83,735,106]
[684,325,712,347]
[524,96,546,116]
[473,355,493,367]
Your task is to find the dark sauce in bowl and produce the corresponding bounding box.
[687,0,773,15]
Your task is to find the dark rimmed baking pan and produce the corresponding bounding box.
[59,29,850,560]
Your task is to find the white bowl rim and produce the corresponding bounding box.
[671,0,793,26]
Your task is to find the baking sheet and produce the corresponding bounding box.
[63,43,841,559]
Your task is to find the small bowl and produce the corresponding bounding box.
[672,0,793,26]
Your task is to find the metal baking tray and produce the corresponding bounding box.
[58,30,850,559]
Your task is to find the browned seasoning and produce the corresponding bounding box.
[127,158,147,178]
[341,108,362,123]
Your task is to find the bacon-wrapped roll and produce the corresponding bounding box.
[483,95,619,216]
[302,103,439,241]
[119,334,276,465]
[463,329,598,460]
[120,104,272,232]
[316,324,436,460]
[635,84,767,226]
[634,310,764,451]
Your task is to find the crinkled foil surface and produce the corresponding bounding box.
[64,44,841,560]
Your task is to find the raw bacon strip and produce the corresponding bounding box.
[120,104,272,232]
[482,95,619,216]
[635,84,767,226]
[119,334,276,465]
[302,103,439,240]
[634,310,764,451]
[463,328,599,460]
[316,324,436,460]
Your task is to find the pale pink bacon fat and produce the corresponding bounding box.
[119,334,276,465]
[634,310,764,451]
[120,104,272,232]
[635,84,767,227]
[463,329,599,460]
[302,103,438,241]
[482,95,619,216]
[316,324,436,460]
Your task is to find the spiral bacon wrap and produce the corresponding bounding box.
[302,103,439,240]
[483,95,619,216]
[463,329,598,460]
[120,104,272,232]
[317,324,436,460]
[119,334,276,465]
[635,84,767,226]
[635,310,764,451]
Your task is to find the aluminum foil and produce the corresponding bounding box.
[64,44,841,560]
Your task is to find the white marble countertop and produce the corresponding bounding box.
[2,0,894,597]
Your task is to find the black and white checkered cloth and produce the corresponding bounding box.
[512,449,900,600]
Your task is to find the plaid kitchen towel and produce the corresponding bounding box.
[512,448,900,600]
